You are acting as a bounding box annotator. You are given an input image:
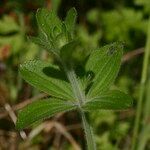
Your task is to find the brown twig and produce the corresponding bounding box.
[0,94,27,140]
[53,130,61,149]
[54,122,81,150]
[4,103,27,140]
[122,48,144,63]
[66,124,81,131]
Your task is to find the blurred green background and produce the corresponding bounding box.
[0,0,150,149]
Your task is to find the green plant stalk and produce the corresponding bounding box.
[66,68,85,105]
[137,123,150,150]
[81,110,96,150]
[131,18,150,150]
[143,70,150,126]
[65,67,96,150]
[137,70,150,150]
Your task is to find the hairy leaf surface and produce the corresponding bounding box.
[16,98,76,130]
[19,60,74,100]
[86,42,123,97]
[29,36,54,52]
[65,8,77,39]
[83,90,133,111]
[36,8,61,38]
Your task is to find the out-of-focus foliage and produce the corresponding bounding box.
[87,8,147,49]
[0,15,39,60]
[90,111,130,150]
[135,0,150,13]
[0,14,39,102]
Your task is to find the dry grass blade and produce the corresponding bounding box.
[28,120,81,150]
[4,103,27,140]
[54,122,81,150]
[28,121,54,140]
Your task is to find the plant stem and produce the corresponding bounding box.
[137,125,150,150]
[131,18,150,150]
[81,111,96,150]
[65,67,96,150]
[142,71,150,126]
[66,68,85,105]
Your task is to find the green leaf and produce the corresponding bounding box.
[65,8,77,38]
[83,90,133,111]
[16,98,76,130]
[31,8,78,54]
[60,40,78,62]
[33,8,62,53]
[86,42,123,97]
[54,23,68,48]
[36,8,61,38]
[29,36,53,52]
[19,60,75,100]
